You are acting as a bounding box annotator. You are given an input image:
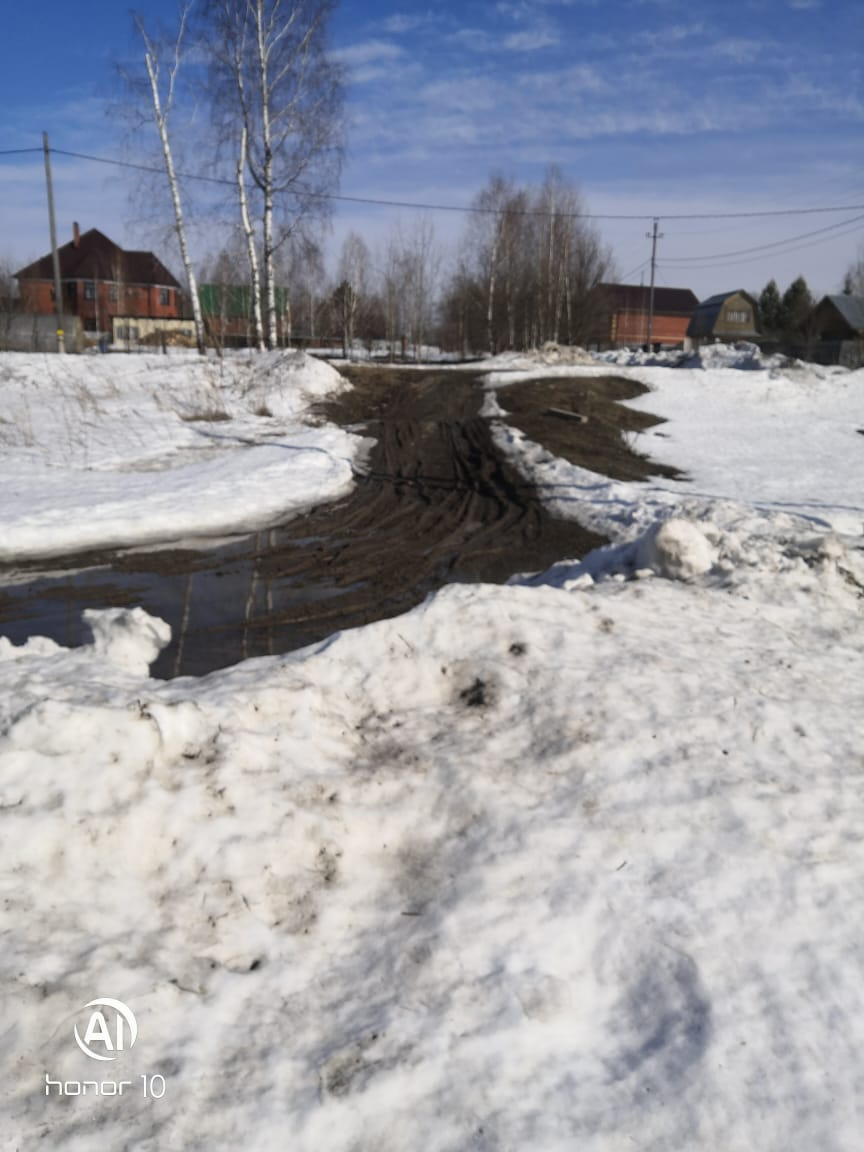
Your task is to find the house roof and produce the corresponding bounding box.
[15,228,181,290]
[598,283,699,316]
[818,294,864,335]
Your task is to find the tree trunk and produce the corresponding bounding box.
[236,124,265,350]
[143,50,205,355]
[254,1,279,350]
[487,229,499,355]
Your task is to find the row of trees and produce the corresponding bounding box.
[756,276,816,341]
[755,259,862,341]
[129,7,614,358]
[441,171,614,355]
[316,170,615,358]
[191,167,616,360]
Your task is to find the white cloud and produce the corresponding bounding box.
[713,38,762,64]
[380,12,438,34]
[517,64,608,95]
[503,29,559,51]
[448,27,496,52]
[332,39,404,68]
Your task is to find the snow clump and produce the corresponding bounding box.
[635,518,716,581]
[83,607,172,675]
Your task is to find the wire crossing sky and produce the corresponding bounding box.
[1,0,862,297]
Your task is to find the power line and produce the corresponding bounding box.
[658,217,864,273]
[663,212,864,264]
[9,144,864,223]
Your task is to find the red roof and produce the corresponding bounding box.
[15,228,181,290]
[598,283,699,316]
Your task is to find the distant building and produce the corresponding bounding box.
[199,283,293,348]
[593,283,699,349]
[687,290,760,344]
[806,294,864,368]
[15,224,184,342]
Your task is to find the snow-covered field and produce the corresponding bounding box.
[2,346,864,1150]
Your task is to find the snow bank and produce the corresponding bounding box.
[0,350,363,559]
[2,350,864,1149]
[3,520,864,1150]
[488,356,864,539]
[594,340,815,372]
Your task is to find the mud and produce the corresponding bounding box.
[0,366,680,678]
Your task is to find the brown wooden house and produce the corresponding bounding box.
[593,283,699,349]
[15,224,183,336]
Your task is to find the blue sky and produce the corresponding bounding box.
[1,0,862,299]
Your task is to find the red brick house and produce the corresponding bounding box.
[15,224,184,336]
[593,283,699,349]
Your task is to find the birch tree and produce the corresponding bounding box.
[211,4,266,348]
[133,6,205,354]
[395,218,440,360]
[209,0,344,350]
[333,232,370,356]
[441,171,613,354]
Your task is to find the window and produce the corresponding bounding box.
[84,282,96,301]
[725,309,750,324]
[109,284,119,302]
[160,288,172,306]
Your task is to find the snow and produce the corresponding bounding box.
[0,350,363,560]
[2,345,864,1149]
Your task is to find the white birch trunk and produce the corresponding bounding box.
[143,50,205,355]
[487,229,500,355]
[236,122,265,350]
[254,1,279,350]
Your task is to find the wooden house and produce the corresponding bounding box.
[593,283,699,349]
[687,290,760,344]
[806,294,864,367]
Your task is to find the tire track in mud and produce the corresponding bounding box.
[0,366,668,678]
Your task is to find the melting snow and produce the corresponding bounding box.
[1,346,863,1150]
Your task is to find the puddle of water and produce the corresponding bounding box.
[0,534,368,679]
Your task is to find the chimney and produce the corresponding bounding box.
[73,222,80,248]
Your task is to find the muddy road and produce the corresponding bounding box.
[0,366,679,678]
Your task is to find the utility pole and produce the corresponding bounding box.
[42,132,65,354]
[645,217,663,352]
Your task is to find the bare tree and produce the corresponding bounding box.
[378,235,409,360]
[440,171,613,354]
[132,6,205,354]
[843,245,864,296]
[209,5,266,349]
[394,217,440,360]
[336,231,373,352]
[208,0,345,350]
